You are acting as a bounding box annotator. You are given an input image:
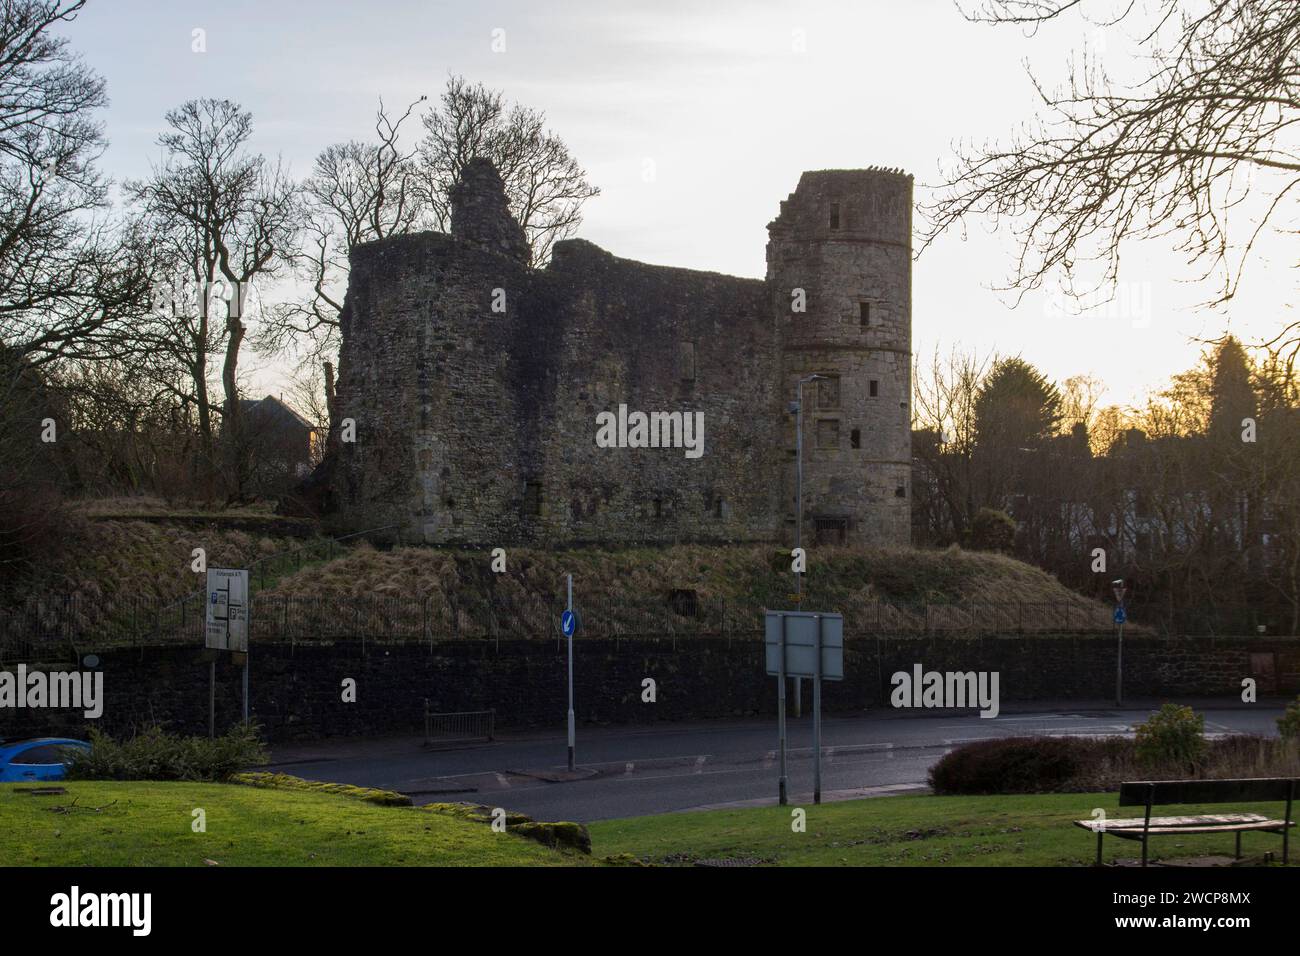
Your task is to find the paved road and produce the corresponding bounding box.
[266,702,1287,823]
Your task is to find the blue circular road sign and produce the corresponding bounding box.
[561,609,578,637]
[1113,607,1126,624]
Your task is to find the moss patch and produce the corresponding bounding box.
[421,801,592,855]
[232,772,412,806]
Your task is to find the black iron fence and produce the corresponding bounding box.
[423,703,495,745]
[0,590,1184,664]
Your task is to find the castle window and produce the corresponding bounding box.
[653,498,663,518]
[829,203,841,229]
[817,375,840,410]
[859,302,870,326]
[678,341,696,381]
[850,428,861,449]
[869,380,879,397]
[895,484,907,498]
[523,480,542,517]
[715,496,726,519]
[816,418,839,449]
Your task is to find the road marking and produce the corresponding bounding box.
[494,772,511,788]
[694,755,706,774]
[624,762,634,775]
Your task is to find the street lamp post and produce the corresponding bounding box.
[791,374,826,720]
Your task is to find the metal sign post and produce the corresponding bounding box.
[205,568,250,733]
[563,575,577,772]
[777,614,788,804]
[1112,580,1127,707]
[813,615,822,804]
[765,610,843,805]
[209,659,216,739]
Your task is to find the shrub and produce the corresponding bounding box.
[1278,696,1300,748]
[1134,703,1206,770]
[928,736,1082,794]
[968,508,1016,552]
[65,723,267,782]
[929,732,1295,795]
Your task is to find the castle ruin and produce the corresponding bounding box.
[321,159,912,548]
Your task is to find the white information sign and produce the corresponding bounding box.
[205,568,249,651]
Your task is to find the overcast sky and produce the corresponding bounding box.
[65,0,1293,408]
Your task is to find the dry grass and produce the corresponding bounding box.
[3,516,1122,640]
[260,543,1121,634]
[69,495,279,518]
[10,517,319,605]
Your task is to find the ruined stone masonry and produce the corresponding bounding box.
[322,158,913,548]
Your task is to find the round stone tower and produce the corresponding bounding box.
[766,168,913,548]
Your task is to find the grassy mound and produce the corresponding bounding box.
[259,543,1117,633]
[5,516,329,606]
[0,780,593,867]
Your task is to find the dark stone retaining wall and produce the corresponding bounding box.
[3,634,1298,742]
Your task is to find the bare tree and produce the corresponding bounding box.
[923,0,1300,343]
[126,98,300,498]
[0,1,153,569]
[416,75,599,265]
[0,0,148,377]
[260,97,426,366]
[911,346,997,541]
[1060,374,1105,437]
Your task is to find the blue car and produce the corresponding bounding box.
[0,737,91,783]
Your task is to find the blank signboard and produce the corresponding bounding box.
[764,610,843,681]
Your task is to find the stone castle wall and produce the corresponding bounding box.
[768,170,913,547]
[326,163,913,548]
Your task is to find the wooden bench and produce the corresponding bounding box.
[1074,777,1296,866]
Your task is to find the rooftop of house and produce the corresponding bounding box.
[240,394,318,432]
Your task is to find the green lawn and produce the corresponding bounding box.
[0,781,591,867]
[587,793,1298,867]
[4,783,1293,867]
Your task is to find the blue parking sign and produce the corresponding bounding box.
[1113,607,1126,624]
